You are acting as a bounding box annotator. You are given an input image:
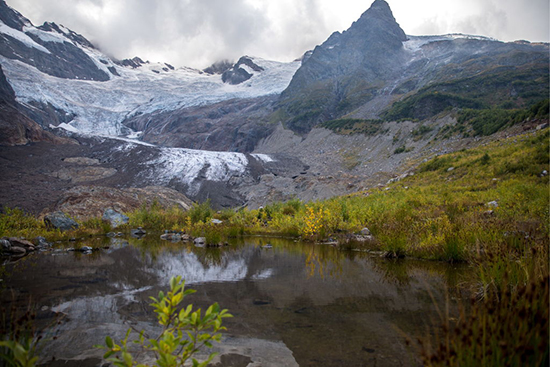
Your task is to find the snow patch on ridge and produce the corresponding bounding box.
[0,22,51,53]
[24,26,66,44]
[404,33,497,52]
[252,154,275,163]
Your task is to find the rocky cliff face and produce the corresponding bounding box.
[0,64,73,146]
[278,0,408,133]
[222,56,265,85]
[123,96,277,152]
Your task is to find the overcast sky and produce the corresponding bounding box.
[6,0,549,69]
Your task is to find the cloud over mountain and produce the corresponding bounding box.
[5,0,549,68]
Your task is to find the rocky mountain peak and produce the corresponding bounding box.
[37,21,96,49]
[345,0,407,47]
[116,56,147,69]
[0,0,31,31]
[279,0,409,134]
[221,56,265,85]
[203,59,234,75]
[362,0,398,21]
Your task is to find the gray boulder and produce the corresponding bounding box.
[160,233,182,241]
[102,208,129,228]
[360,228,371,236]
[44,212,79,231]
[35,236,52,249]
[0,237,36,256]
[0,238,11,252]
[194,237,206,247]
[131,227,146,238]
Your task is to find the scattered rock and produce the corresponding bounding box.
[44,212,79,231]
[0,238,11,251]
[1,237,39,256]
[131,227,146,238]
[9,246,27,255]
[360,228,371,236]
[349,233,375,243]
[35,236,52,249]
[194,237,206,247]
[102,208,129,228]
[160,233,182,241]
[9,237,36,251]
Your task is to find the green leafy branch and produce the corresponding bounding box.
[97,276,232,367]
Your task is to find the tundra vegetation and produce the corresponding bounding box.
[1,129,548,365]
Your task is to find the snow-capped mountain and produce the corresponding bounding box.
[278,0,548,133]
[0,0,300,137]
[1,55,299,136]
[0,0,547,213]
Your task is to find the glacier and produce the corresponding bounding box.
[0,51,300,136]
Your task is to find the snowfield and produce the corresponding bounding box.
[403,33,497,53]
[0,48,300,136]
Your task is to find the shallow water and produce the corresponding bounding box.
[1,236,470,366]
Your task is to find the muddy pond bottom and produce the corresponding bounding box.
[1,236,469,366]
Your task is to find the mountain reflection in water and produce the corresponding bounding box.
[1,236,470,367]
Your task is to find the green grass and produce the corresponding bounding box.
[419,276,549,366]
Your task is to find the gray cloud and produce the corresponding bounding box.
[5,0,549,69]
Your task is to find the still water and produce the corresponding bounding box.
[1,235,469,366]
